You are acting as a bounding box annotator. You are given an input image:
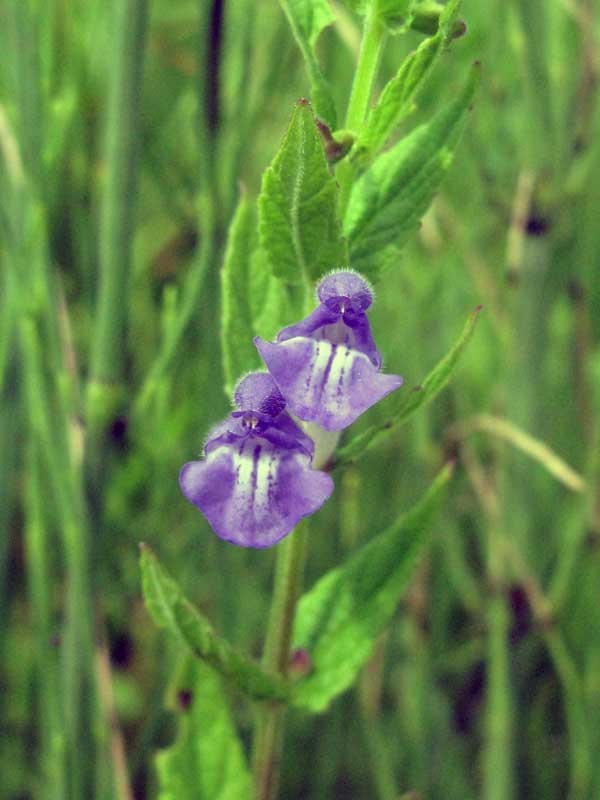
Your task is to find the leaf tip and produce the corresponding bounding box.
[444,456,458,475]
[289,648,313,679]
[451,19,467,40]
[443,434,461,464]
[176,688,194,711]
[139,542,155,563]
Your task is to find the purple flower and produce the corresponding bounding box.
[255,270,403,431]
[179,373,334,548]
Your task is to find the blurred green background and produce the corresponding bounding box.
[1,0,599,798]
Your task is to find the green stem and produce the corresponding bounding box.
[0,268,15,394]
[135,0,219,415]
[25,440,66,798]
[4,4,106,795]
[4,13,98,784]
[481,484,513,800]
[550,424,599,610]
[20,314,94,798]
[252,524,308,800]
[87,0,148,429]
[345,9,386,133]
[10,0,44,187]
[544,630,590,798]
[482,587,513,800]
[497,532,591,797]
[358,635,397,799]
[135,197,216,414]
[338,7,386,215]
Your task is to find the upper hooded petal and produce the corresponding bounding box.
[179,437,333,547]
[233,372,286,417]
[276,304,339,343]
[343,314,381,367]
[275,298,381,367]
[317,270,374,312]
[255,336,403,431]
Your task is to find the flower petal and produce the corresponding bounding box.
[344,314,381,367]
[179,438,333,547]
[277,304,338,343]
[255,337,403,431]
[317,270,373,312]
[233,372,285,416]
[263,412,315,457]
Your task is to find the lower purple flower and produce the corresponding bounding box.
[179,373,333,548]
[255,270,403,431]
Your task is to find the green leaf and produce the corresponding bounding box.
[249,245,299,341]
[259,100,347,288]
[337,0,448,34]
[339,0,411,20]
[408,0,446,35]
[377,0,412,28]
[254,273,294,341]
[140,545,290,702]
[156,659,251,800]
[344,62,480,281]
[453,414,586,493]
[291,463,453,712]
[220,191,262,396]
[334,306,482,467]
[278,0,337,126]
[355,0,461,159]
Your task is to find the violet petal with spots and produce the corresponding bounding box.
[255,337,402,431]
[179,373,333,548]
[255,270,403,431]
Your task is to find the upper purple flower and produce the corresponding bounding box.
[255,270,403,431]
[179,373,333,548]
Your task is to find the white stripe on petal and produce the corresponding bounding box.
[180,429,334,548]
[259,337,402,431]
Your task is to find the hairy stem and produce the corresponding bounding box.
[252,524,308,800]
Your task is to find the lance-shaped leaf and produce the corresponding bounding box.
[220,191,262,395]
[355,0,462,160]
[344,62,480,280]
[334,306,482,467]
[259,100,347,288]
[156,659,251,800]
[249,245,299,341]
[140,545,290,702]
[291,462,453,712]
[453,414,586,493]
[278,0,337,126]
